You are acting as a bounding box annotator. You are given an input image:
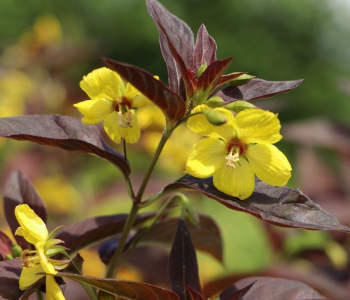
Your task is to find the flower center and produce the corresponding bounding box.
[21,249,39,268]
[225,138,247,169]
[118,110,133,128]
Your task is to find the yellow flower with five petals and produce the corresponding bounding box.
[74,67,152,144]
[15,204,66,299]
[186,105,292,200]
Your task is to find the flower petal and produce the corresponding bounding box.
[104,110,140,144]
[124,83,152,107]
[46,275,65,300]
[15,204,48,245]
[37,241,57,275]
[73,99,114,124]
[234,109,282,144]
[187,104,235,140]
[186,138,226,178]
[245,143,292,186]
[213,156,255,200]
[19,264,45,290]
[80,67,121,100]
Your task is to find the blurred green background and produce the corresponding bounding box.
[1,0,350,298]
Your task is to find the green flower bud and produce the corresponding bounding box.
[5,254,14,260]
[11,244,22,258]
[228,73,255,87]
[202,109,227,125]
[223,100,256,113]
[205,96,225,108]
[196,62,208,79]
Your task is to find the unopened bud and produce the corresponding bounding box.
[196,62,208,79]
[5,254,14,260]
[202,109,227,125]
[205,96,225,108]
[11,244,22,258]
[223,100,256,113]
[228,73,254,87]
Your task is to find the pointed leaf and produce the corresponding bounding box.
[197,58,233,92]
[231,277,325,300]
[0,259,22,300]
[146,0,194,92]
[130,216,223,262]
[164,175,350,232]
[187,285,204,300]
[219,281,255,300]
[169,219,201,300]
[194,25,217,71]
[55,213,154,254]
[0,115,130,179]
[59,273,179,300]
[216,78,303,102]
[103,59,186,124]
[0,231,14,261]
[3,171,47,249]
[216,72,247,87]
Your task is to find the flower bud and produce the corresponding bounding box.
[5,254,14,260]
[196,62,208,79]
[11,244,23,258]
[202,109,227,125]
[205,96,225,108]
[228,73,254,87]
[223,100,256,113]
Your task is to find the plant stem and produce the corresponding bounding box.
[105,202,139,278]
[36,290,43,300]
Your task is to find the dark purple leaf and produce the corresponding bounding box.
[217,72,247,87]
[0,115,130,179]
[197,58,233,92]
[216,78,303,102]
[194,25,217,71]
[169,219,201,300]
[187,285,204,300]
[0,259,22,300]
[0,232,13,261]
[146,0,194,93]
[17,278,45,300]
[103,58,186,124]
[3,171,47,249]
[59,272,179,300]
[219,281,255,300]
[231,277,325,300]
[130,216,222,262]
[56,213,153,254]
[164,175,350,232]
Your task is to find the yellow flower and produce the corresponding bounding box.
[74,67,152,144]
[186,105,291,200]
[15,204,66,299]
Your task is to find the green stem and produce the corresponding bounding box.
[69,261,97,300]
[36,290,43,300]
[105,202,139,278]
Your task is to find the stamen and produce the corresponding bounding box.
[225,148,240,168]
[20,249,38,268]
[117,110,133,128]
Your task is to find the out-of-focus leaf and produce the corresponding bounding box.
[216,78,303,102]
[98,290,116,300]
[187,285,204,300]
[3,171,47,249]
[130,215,222,262]
[64,253,84,274]
[219,281,255,300]
[164,175,350,232]
[169,219,201,300]
[56,213,154,255]
[0,232,13,261]
[17,278,45,300]
[103,58,186,124]
[193,25,217,71]
[0,259,22,300]
[146,0,194,93]
[59,273,179,300]
[0,115,130,179]
[230,277,325,300]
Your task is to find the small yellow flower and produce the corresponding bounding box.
[186,105,292,200]
[74,67,152,144]
[15,204,66,300]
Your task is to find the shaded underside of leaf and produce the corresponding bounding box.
[193,24,217,71]
[164,175,350,232]
[3,170,47,249]
[56,213,154,254]
[59,273,179,300]
[0,259,23,300]
[103,58,186,123]
[219,280,255,300]
[0,231,14,261]
[187,285,204,300]
[169,219,202,300]
[0,115,130,179]
[216,78,303,102]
